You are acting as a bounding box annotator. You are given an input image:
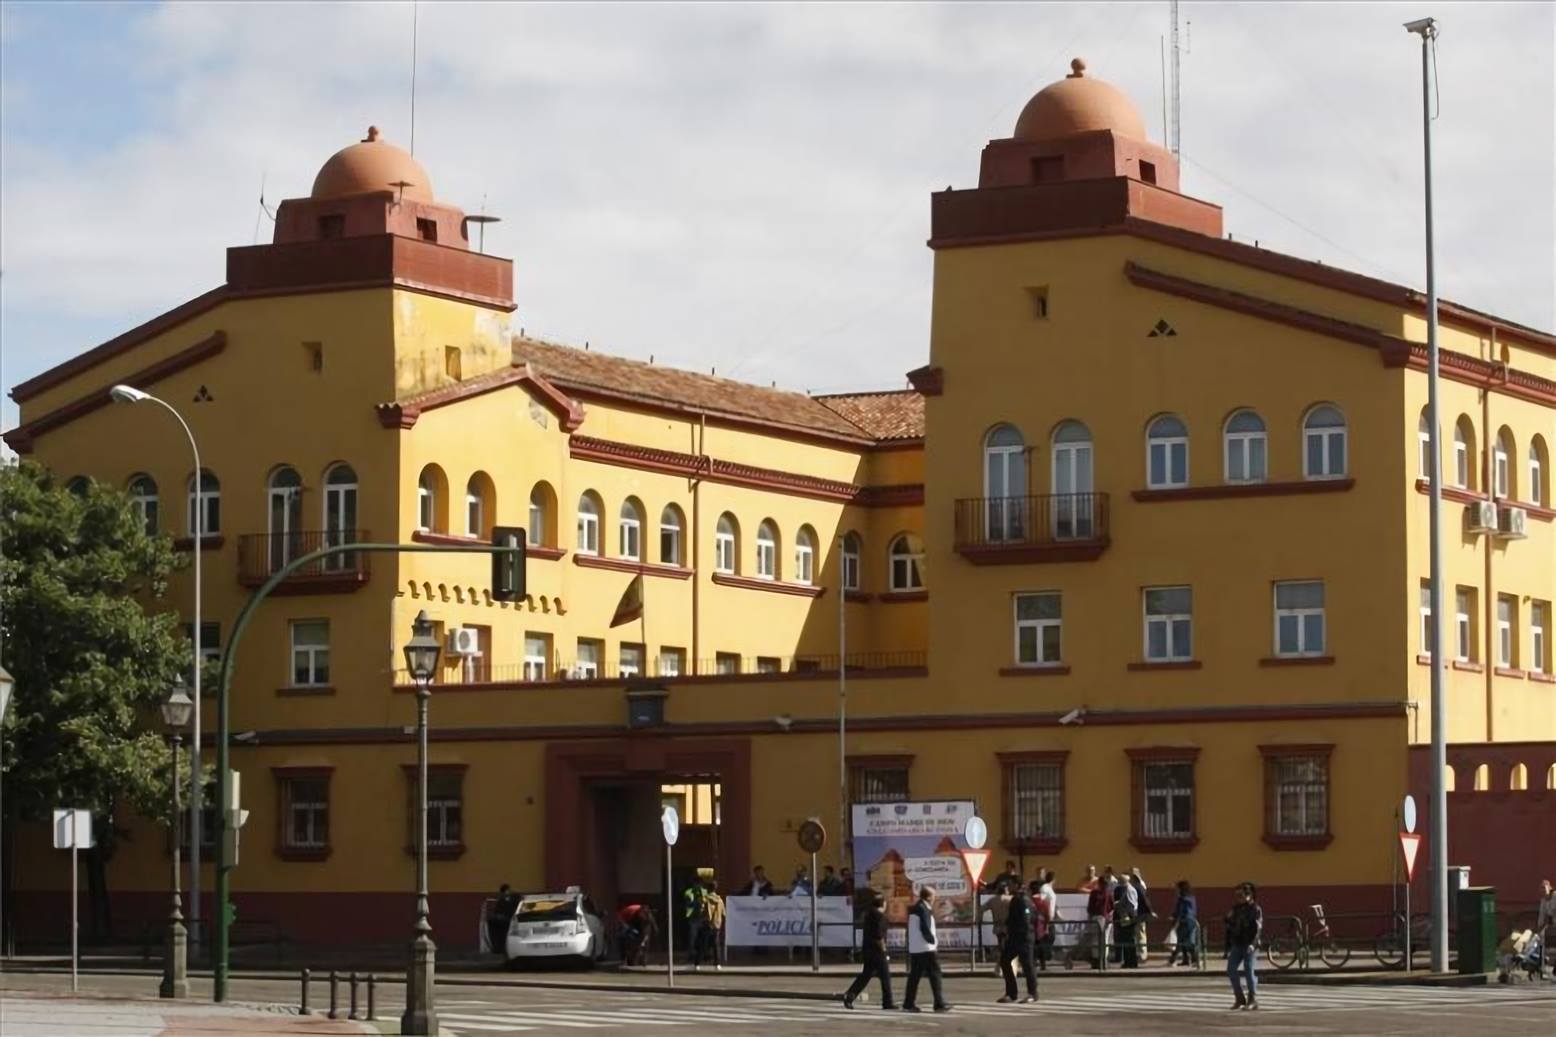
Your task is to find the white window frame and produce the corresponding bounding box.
[618,643,644,678]
[1453,426,1470,489]
[715,516,736,574]
[284,779,329,849]
[1139,761,1195,840]
[1497,596,1515,669]
[658,648,684,678]
[1143,586,1193,662]
[660,507,683,566]
[465,483,483,538]
[1223,411,1267,484]
[129,475,159,535]
[1418,414,1433,480]
[1270,755,1329,837]
[1531,603,1549,674]
[1303,406,1348,480]
[1273,580,1326,658]
[528,489,546,545]
[841,534,861,591]
[1455,588,1472,663]
[576,497,600,556]
[187,471,220,536]
[619,502,642,561]
[427,772,462,848]
[1014,592,1063,667]
[523,636,549,681]
[1419,583,1434,657]
[755,523,777,580]
[290,619,330,687]
[1530,445,1545,507]
[888,535,924,592]
[1493,435,1511,499]
[794,532,815,585]
[1146,416,1189,490]
[417,474,434,531]
[575,640,601,679]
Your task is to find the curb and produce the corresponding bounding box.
[1262,971,1488,988]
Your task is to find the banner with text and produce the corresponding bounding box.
[724,895,855,947]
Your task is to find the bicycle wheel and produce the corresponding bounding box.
[1317,939,1352,969]
[1266,935,1302,971]
[1373,930,1404,969]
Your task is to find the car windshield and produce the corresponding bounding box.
[516,898,578,923]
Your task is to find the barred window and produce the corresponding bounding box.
[1133,758,1195,841]
[1007,762,1064,842]
[1270,756,1328,836]
[404,766,466,853]
[851,764,910,804]
[279,775,330,852]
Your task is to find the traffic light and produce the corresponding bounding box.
[492,526,527,602]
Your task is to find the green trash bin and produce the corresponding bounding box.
[1455,886,1496,974]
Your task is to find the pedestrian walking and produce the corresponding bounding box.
[683,878,711,970]
[700,882,725,970]
[1166,880,1199,967]
[1035,870,1058,970]
[997,882,1039,1003]
[984,886,1012,975]
[1067,874,1112,969]
[1130,868,1154,964]
[1114,875,1140,969]
[842,890,895,1010]
[902,886,950,1013]
[1225,882,1264,1010]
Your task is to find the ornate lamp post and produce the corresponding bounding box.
[401,611,442,1035]
[160,680,194,999]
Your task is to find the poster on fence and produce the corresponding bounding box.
[851,800,982,948]
[724,895,855,947]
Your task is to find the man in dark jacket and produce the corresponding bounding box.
[1225,882,1264,1010]
[998,883,1039,1003]
[841,890,895,1010]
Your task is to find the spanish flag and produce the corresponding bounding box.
[610,574,644,628]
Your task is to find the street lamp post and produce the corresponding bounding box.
[160,681,194,999]
[111,385,205,953]
[401,610,442,1036]
[0,664,13,958]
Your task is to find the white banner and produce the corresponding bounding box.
[724,895,855,947]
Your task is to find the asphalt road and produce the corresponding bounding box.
[3,969,1553,1035]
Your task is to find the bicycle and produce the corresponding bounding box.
[1373,912,1430,969]
[1266,904,1351,970]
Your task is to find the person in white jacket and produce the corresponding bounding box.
[903,886,951,1013]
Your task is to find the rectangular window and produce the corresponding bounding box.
[714,530,735,573]
[443,345,461,380]
[1264,751,1330,839]
[1139,160,1157,185]
[1419,581,1434,657]
[1148,439,1188,489]
[1274,581,1326,658]
[289,620,330,686]
[850,762,911,804]
[842,547,860,591]
[756,656,782,674]
[1014,592,1062,666]
[1531,602,1550,674]
[458,625,491,683]
[1027,285,1050,319]
[1133,756,1196,843]
[575,639,601,679]
[1455,587,1475,662]
[181,621,222,677]
[1497,595,1516,669]
[715,652,740,676]
[523,633,551,681]
[1143,586,1192,662]
[1494,448,1510,499]
[577,508,599,556]
[417,217,438,243]
[278,772,330,854]
[1225,433,1268,483]
[620,513,641,560]
[658,647,685,677]
[618,643,644,678]
[428,769,463,848]
[1454,438,1470,489]
[1002,755,1066,846]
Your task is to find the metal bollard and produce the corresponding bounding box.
[327,970,339,1019]
[366,974,377,1021]
[299,968,311,1015]
[348,971,360,1020]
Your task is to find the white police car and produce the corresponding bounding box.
[505,888,607,967]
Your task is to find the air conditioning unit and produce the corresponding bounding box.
[1465,500,1498,534]
[447,627,481,656]
[1497,505,1528,540]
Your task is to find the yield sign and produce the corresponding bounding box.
[961,848,992,885]
[1399,831,1423,881]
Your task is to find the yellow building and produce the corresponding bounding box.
[6,63,1553,947]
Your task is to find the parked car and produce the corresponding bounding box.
[505,888,607,967]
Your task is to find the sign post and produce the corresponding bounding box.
[1400,795,1420,972]
[53,808,93,993]
[798,819,826,972]
[963,816,988,971]
[662,805,679,988]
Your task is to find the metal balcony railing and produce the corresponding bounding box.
[953,493,1110,554]
[237,529,370,587]
[390,651,927,687]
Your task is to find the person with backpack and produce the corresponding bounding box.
[1166,880,1199,967]
[1113,875,1140,969]
[1225,882,1264,1010]
[902,886,950,1013]
[842,889,895,1010]
[997,881,1038,1003]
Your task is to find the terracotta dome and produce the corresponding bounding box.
[311,126,434,202]
[1012,59,1146,142]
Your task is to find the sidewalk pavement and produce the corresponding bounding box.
[0,989,374,1036]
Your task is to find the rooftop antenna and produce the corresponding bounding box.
[252,171,276,245]
[389,180,415,207]
[463,192,500,253]
[409,1,419,156]
[1169,0,1181,156]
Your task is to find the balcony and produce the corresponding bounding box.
[391,651,928,690]
[237,529,371,595]
[954,494,1110,564]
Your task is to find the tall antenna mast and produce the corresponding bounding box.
[409,1,419,155]
[1169,0,1182,156]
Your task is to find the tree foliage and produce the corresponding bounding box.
[0,461,190,835]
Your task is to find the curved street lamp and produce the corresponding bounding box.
[401,610,442,1035]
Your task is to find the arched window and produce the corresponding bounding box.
[841,532,862,591]
[465,471,495,538]
[794,526,817,585]
[756,520,779,580]
[1052,420,1095,538]
[715,513,738,574]
[267,466,304,571]
[1418,410,1433,480]
[576,493,601,555]
[619,497,644,560]
[529,482,556,547]
[1511,762,1528,791]
[888,533,925,592]
[1452,416,1476,489]
[64,476,91,496]
[659,505,684,566]
[984,424,1027,541]
[1223,410,1267,483]
[1530,436,1550,507]
[323,464,358,567]
[1146,414,1189,489]
[128,474,159,535]
[187,470,220,535]
[1493,428,1514,500]
[416,464,448,533]
[1303,405,1347,479]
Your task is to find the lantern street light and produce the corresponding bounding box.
[159,680,194,999]
[401,610,442,1035]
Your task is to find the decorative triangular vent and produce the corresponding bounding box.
[1147,319,1177,338]
[193,385,215,402]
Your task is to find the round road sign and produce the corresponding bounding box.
[964,815,988,850]
[662,805,680,846]
[797,818,826,854]
[1402,795,1417,834]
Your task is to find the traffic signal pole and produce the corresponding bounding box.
[211,538,523,1002]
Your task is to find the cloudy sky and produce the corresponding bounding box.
[2,2,1551,433]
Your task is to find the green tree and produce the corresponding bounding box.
[1,460,190,944]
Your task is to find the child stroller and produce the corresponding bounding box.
[1496,929,1544,983]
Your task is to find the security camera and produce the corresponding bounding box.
[1058,707,1085,726]
[1403,17,1436,36]
[774,714,793,731]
